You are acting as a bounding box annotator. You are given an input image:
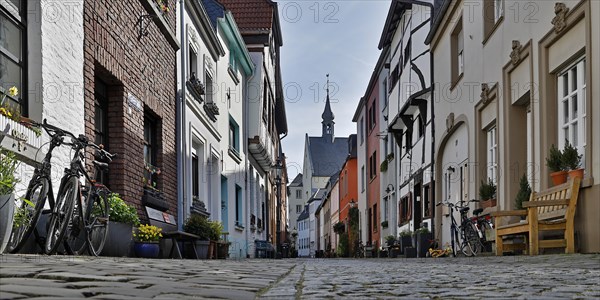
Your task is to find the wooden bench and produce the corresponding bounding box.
[492,177,581,255]
[146,207,200,259]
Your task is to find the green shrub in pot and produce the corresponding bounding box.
[106,193,140,226]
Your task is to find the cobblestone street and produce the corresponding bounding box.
[1,254,599,299]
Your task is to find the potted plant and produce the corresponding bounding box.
[414,227,432,258]
[546,144,568,185]
[381,220,388,229]
[514,174,532,211]
[562,140,584,180]
[0,150,19,253]
[183,214,210,259]
[479,179,497,208]
[333,222,345,234]
[102,193,140,257]
[399,230,412,255]
[385,235,400,258]
[133,224,162,258]
[208,220,225,259]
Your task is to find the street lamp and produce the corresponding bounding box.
[273,158,283,258]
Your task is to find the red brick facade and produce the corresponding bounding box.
[83,0,178,219]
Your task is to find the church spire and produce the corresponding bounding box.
[322,74,335,141]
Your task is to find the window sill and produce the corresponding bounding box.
[482,16,504,46]
[228,65,240,85]
[450,73,463,91]
[228,147,242,164]
[581,176,594,188]
[235,223,245,231]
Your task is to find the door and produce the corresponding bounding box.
[221,176,228,232]
[413,183,422,229]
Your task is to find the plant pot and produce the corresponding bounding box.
[185,240,209,259]
[142,188,169,212]
[399,236,412,254]
[568,168,584,180]
[416,232,433,258]
[404,247,417,258]
[390,247,400,258]
[209,240,216,259]
[481,198,497,208]
[550,170,568,186]
[134,242,159,258]
[0,194,15,254]
[101,221,133,257]
[217,241,229,259]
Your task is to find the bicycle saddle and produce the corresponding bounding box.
[459,207,469,213]
[473,208,484,215]
[93,160,109,171]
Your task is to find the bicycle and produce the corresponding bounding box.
[436,199,483,257]
[6,119,74,253]
[45,130,115,255]
[471,204,495,252]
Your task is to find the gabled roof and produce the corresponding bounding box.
[307,136,349,177]
[218,0,283,46]
[289,173,303,187]
[308,188,327,204]
[297,207,310,221]
[425,0,451,45]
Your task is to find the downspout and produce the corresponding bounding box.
[245,64,256,258]
[177,0,187,231]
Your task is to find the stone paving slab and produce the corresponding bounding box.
[1,254,599,299]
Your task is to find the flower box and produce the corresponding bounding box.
[481,198,497,208]
[0,115,42,166]
[142,187,169,212]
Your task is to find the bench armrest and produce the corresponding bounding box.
[491,210,527,217]
[522,199,569,208]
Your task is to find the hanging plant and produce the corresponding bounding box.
[156,0,169,13]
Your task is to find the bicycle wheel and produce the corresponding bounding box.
[86,190,109,256]
[45,177,78,254]
[7,177,49,253]
[63,194,87,255]
[461,224,482,256]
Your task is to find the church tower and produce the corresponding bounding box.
[322,74,335,142]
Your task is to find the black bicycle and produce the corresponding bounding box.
[6,119,72,253]
[437,200,483,257]
[45,132,115,255]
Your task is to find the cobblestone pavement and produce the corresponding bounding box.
[1,254,599,299]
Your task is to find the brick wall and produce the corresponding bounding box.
[83,0,178,220]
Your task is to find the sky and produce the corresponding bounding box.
[279,0,391,181]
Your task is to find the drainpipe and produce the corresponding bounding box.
[244,65,256,258]
[177,0,187,231]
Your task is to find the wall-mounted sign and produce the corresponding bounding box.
[127,92,143,112]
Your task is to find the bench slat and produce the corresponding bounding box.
[522,199,569,207]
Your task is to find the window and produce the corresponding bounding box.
[344,170,348,196]
[382,79,388,110]
[361,165,365,192]
[296,205,302,214]
[189,45,197,77]
[262,79,268,123]
[205,72,214,103]
[405,129,413,151]
[451,18,464,85]
[417,115,424,139]
[192,153,199,199]
[558,58,587,167]
[143,115,158,184]
[383,197,388,222]
[94,78,109,184]
[369,152,377,180]
[423,185,431,218]
[483,0,504,40]
[296,190,301,199]
[359,117,364,145]
[229,117,240,154]
[236,185,243,226]
[487,126,497,184]
[399,195,411,224]
[404,38,411,66]
[1,1,26,113]
[368,102,377,130]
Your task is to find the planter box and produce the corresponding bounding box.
[399,236,412,254]
[404,247,417,258]
[216,241,229,259]
[101,221,134,257]
[389,247,400,258]
[416,232,433,258]
[0,194,15,254]
[481,199,497,208]
[185,240,209,259]
[142,188,169,212]
[0,115,42,166]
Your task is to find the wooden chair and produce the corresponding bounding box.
[492,177,581,255]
